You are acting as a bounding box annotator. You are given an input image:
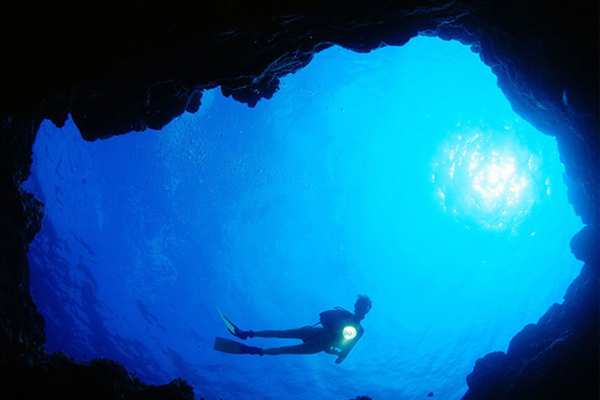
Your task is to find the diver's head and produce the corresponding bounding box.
[354,295,372,320]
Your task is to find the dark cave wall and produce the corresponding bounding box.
[0,117,46,361]
[1,1,598,399]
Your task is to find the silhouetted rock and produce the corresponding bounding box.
[0,351,193,400]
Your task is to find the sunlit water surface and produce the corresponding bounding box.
[25,36,583,400]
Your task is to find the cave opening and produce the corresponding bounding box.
[24,35,584,400]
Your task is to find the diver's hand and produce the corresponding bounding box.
[335,357,343,364]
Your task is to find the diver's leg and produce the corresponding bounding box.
[252,326,321,340]
[262,342,323,356]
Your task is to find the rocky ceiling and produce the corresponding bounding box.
[1,1,598,399]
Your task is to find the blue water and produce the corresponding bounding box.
[24,36,583,400]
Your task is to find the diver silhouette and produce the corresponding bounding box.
[214,295,371,364]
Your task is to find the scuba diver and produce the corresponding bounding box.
[214,295,371,364]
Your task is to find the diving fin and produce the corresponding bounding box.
[216,307,251,340]
[213,337,263,355]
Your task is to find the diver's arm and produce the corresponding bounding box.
[325,348,341,356]
[335,328,364,364]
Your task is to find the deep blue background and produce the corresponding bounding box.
[25,36,583,400]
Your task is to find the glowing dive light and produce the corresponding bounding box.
[343,325,357,340]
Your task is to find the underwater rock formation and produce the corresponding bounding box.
[0,351,193,400]
[1,1,597,399]
[463,225,600,399]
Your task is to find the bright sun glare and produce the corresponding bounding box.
[433,123,540,232]
[471,151,526,206]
